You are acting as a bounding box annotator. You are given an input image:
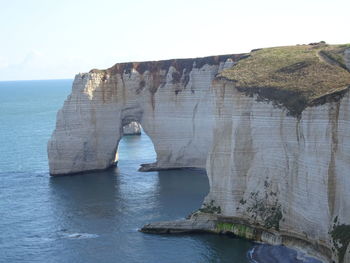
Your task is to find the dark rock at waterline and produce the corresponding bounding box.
[248,244,323,263]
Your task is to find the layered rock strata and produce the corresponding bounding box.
[48,44,350,263]
[48,54,244,174]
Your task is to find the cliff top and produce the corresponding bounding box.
[90,54,248,76]
[219,43,350,116]
[90,42,350,117]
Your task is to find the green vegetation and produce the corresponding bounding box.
[216,222,255,239]
[246,191,283,231]
[216,222,235,232]
[331,224,350,263]
[199,200,221,214]
[264,205,283,230]
[319,44,350,72]
[219,43,350,117]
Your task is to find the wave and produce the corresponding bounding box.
[61,232,99,239]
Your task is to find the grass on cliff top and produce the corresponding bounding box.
[219,43,350,116]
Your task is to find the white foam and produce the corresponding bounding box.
[247,246,259,263]
[64,233,99,239]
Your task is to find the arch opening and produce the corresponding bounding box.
[113,123,210,220]
[115,125,157,171]
[113,121,143,165]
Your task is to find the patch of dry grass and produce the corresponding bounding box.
[219,43,350,116]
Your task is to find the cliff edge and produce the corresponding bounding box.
[48,43,350,262]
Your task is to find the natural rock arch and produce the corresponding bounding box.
[48,55,239,175]
[48,46,350,263]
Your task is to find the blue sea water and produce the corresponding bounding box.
[0,79,254,262]
[0,79,325,263]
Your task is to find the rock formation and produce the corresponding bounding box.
[48,43,350,263]
[123,121,141,135]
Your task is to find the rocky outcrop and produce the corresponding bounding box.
[141,212,327,262]
[48,45,350,262]
[141,213,217,234]
[123,121,141,135]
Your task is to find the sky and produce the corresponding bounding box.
[0,0,349,81]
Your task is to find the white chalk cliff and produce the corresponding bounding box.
[48,44,350,262]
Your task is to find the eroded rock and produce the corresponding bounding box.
[48,44,350,262]
[123,122,141,135]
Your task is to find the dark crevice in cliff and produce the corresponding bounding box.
[327,102,340,217]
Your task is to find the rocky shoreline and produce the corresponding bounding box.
[248,244,322,263]
[141,212,329,263]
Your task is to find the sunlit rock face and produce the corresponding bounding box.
[48,54,244,175]
[48,47,350,263]
[123,121,141,135]
[205,80,350,263]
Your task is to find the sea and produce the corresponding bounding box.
[0,79,322,263]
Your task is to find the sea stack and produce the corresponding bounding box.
[123,121,142,135]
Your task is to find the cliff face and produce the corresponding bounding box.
[48,44,350,262]
[206,81,350,262]
[48,54,245,174]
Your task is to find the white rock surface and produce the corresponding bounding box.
[123,121,141,135]
[205,81,350,262]
[48,53,350,262]
[48,55,240,174]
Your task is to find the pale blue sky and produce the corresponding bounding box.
[0,0,349,80]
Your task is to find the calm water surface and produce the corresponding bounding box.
[0,80,254,262]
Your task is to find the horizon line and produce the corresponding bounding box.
[0,78,74,82]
